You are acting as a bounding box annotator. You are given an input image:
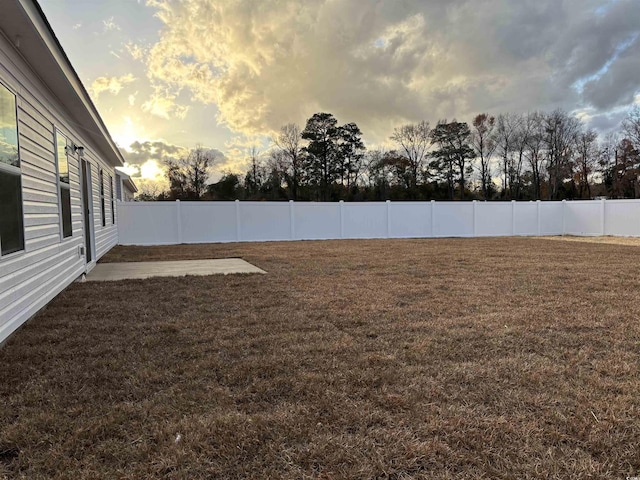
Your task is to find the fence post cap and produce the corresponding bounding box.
[235,199,240,203]
[176,199,180,202]
[339,200,344,203]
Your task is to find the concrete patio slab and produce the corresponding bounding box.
[85,258,266,282]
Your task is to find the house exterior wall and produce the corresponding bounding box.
[116,173,136,202]
[123,188,135,202]
[0,32,119,345]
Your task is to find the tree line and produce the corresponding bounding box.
[145,108,640,202]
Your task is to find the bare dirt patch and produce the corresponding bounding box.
[2,238,640,479]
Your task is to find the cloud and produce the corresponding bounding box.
[125,42,146,61]
[120,140,187,192]
[122,139,226,171]
[139,0,640,143]
[123,139,187,164]
[141,88,190,120]
[120,139,228,189]
[90,74,136,98]
[221,134,272,173]
[581,33,640,109]
[103,17,121,32]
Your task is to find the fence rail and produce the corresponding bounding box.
[117,199,640,246]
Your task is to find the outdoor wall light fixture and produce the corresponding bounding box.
[65,143,85,157]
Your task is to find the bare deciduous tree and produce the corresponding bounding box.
[274,123,303,200]
[543,110,580,200]
[495,113,522,198]
[165,145,216,200]
[244,146,265,197]
[471,113,497,200]
[524,112,546,200]
[390,121,431,190]
[510,113,534,199]
[574,128,599,198]
[622,107,640,151]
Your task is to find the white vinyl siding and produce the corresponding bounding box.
[0,32,119,344]
[93,161,117,259]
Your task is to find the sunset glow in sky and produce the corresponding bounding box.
[39,0,640,190]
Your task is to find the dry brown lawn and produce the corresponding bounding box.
[538,235,640,247]
[1,238,640,479]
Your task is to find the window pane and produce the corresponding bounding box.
[61,185,72,238]
[0,85,19,168]
[115,174,122,200]
[110,175,115,224]
[56,131,69,184]
[0,169,24,255]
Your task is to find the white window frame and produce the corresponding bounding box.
[0,78,25,259]
[109,174,115,224]
[54,129,73,239]
[99,168,106,228]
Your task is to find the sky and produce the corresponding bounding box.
[39,0,640,192]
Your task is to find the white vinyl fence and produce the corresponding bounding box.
[117,199,640,246]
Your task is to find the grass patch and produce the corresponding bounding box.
[2,238,640,478]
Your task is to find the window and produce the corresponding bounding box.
[115,173,122,200]
[0,83,24,256]
[109,174,115,224]
[99,168,105,227]
[55,130,72,238]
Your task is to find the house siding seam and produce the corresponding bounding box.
[0,31,119,345]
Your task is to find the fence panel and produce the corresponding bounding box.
[514,202,539,236]
[565,201,602,236]
[389,202,431,238]
[294,203,341,240]
[605,200,640,236]
[181,202,237,243]
[343,203,387,239]
[239,202,290,241]
[476,202,512,236]
[433,203,474,237]
[118,202,178,245]
[539,202,564,235]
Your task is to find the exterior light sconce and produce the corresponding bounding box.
[65,143,85,157]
